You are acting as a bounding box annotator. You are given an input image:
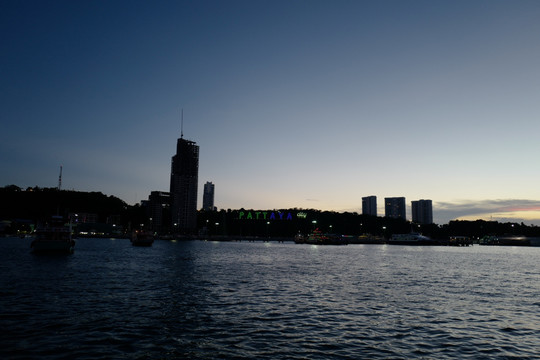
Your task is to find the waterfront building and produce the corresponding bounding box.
[385,197,406,220]
[170,135,199,234]
[412,199,433,224]
[69,213,98,224]
[362,196,377,216]
[202,181,215,211]
[147,191,170,233]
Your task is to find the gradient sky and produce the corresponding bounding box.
[2,0,540,225]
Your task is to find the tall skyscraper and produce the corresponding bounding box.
[412,199,433,224]
[170,135,199,233]
[362,196,377,216]
[202,181,215,211]
[385,197,406,219]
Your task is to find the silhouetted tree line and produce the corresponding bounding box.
[0,185,145,234]
[197,209,540,239]
[2,185,540,238]
[197,209,420,238]
[442,220,540,238]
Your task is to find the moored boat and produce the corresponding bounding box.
[305,228,347,245]
[294,233,306,244]
[131,230,154,246]
[480,235,540,246]
[388,232,438,245]
[479,235,498,245]
[348,234,385,244]
[448,236,473,246]
[31,216,75,253]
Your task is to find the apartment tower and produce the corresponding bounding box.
[412,199,433,224]
[362,196,377,216]
[384,197,406,220]
[202,181,215,211]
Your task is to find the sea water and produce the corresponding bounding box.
[1,237,539,359]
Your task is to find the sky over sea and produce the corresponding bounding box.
[2,0,540,225]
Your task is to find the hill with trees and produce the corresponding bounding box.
[0,185,145,235]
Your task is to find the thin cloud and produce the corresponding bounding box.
[435,199,540,225]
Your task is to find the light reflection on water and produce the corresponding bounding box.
[1,238,540,359]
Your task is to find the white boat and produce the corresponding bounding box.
[31,216,75,253]
[131,230,154,246]
[388,232,438,245]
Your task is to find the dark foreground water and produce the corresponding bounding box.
[1,238,540,359]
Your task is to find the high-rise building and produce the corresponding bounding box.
[412,199,433,224]
[362,196,377,216]
[385,197,406,219]
[170,136,199,233]
[147,191,170,233]
[202,181,215,211]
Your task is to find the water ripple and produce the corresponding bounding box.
[2,238,540,358]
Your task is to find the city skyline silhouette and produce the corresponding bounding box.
[2,1,540,225]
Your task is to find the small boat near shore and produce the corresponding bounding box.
[295,231,384,245]
[388,232,439,245]
[304,228,348,245]
[348,234,385,244]
[131,230,154,246]
[448,236,473,246]
[294,233,307,244]
[31,216,75,253]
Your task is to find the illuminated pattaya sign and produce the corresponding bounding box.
[238,211,309,221]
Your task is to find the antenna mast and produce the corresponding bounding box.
[58,165,62,190]
[181,108,184,138]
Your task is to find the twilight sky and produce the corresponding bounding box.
[2,0,540,225]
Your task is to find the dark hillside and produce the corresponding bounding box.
[0,185,129,223]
